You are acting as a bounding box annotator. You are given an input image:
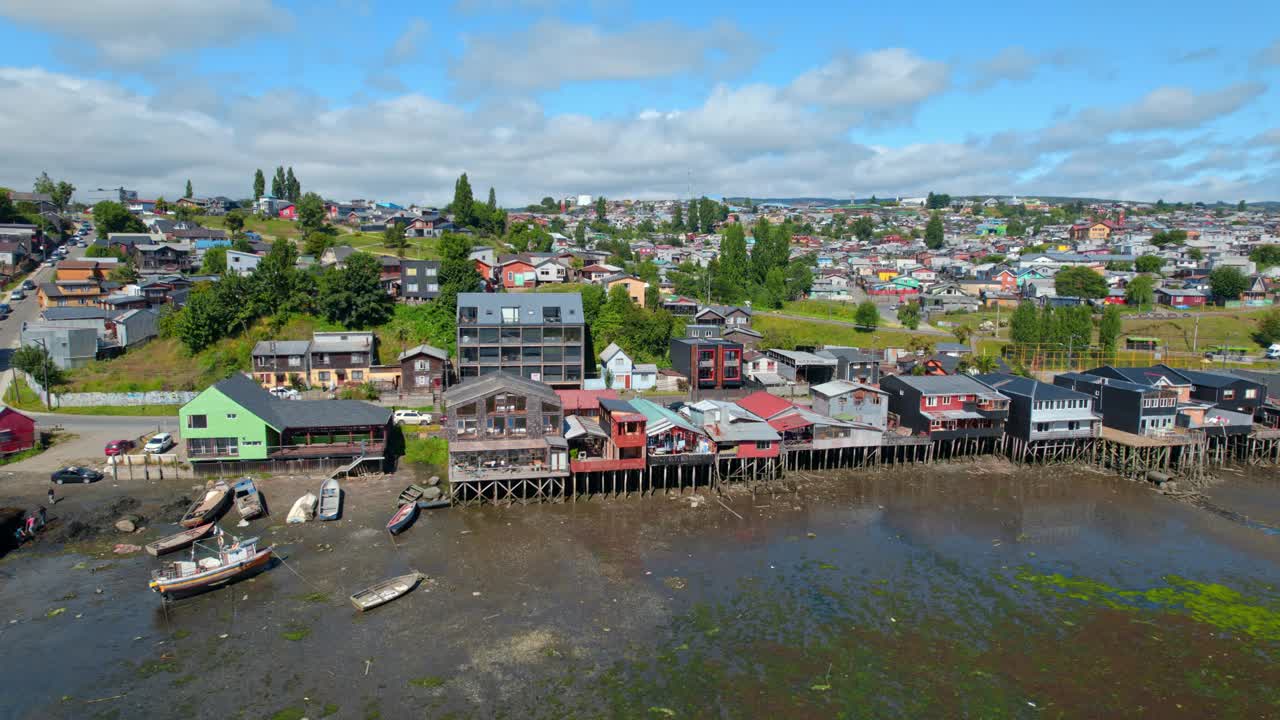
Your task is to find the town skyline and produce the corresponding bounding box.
[0,1,1277,203]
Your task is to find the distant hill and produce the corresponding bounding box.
[724,196,1279,209]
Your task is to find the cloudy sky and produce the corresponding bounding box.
[0,0,1277,205]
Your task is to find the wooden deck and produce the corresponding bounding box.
[1099,427,1196,448]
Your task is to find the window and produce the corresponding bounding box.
[187,414,207,429]
[351,353,366,365]
[318,371,331,382]
[564,327,582,343]
[352,370,364,381]
[939,396,951,405]
[479,328,499,344]
[1223,390,1235,400]
[522,328,542,344]
[522,346,542,362]
[406,283,419,293]
[544,327,563,343]
[755,441,771,450]
[544,347,563,363]
[406,267,418,276]
[427,284,438,292]
[501,327,521,344]
[502,307,519,324]
[414,359,429,371]
[925,396,938,407]
[1245,389,1258,399]
[459,307,478,324]
[424,266,437,276]
[287,356,301,367]
[506,271,514,282]
[226,413,237,420]
[543,307,561,323]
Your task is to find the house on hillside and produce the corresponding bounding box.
[398,344,449,395]
[456,293,586,387]
[670,337,743,389]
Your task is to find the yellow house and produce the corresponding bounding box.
[605,274,649,304]
[875,268,900,282]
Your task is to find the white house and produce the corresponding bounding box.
[598,342,656,391]
[226,249,261,276]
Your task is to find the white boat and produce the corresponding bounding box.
[350,572,425,611]
[287,493,317,524]
[149,534,274,598]
[318,478,340,521]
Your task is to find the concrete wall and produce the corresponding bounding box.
[18,370,196,407]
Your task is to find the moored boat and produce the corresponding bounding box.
[149,534,274,598]
[397,483,427,507]
[145,523,216,557]
[386,502,418,535]
[318,478,341,521]
[350,572,425,611]
[287,492,317,524]
[180,481,232,528]
[232,478,265,520]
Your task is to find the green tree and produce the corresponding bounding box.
[91,200,146,239]
[253,169,265,199]
[1054,266,1108,299]
[854,301,879,330]
[1249,245,1280,271]
[1134,255,1164,274]
[1125,274,1156,308]
[853,215,874,243]
[201,246,228,274]
[687,200,700,234]
[172,283,235,353]
[11,344,65,388]
[271,167,286,199]
[574,221,587,246]
[1098,304,1122,351]
[595,196,607,222]
[1208,266,1249,302]
[1238,200,1247,211]
[671,203,684,232]
[285,167,299,202]
[1255,308,1280,346]
[452,173,475,228]
[898,300,921,330]
[184,179,193,199]
[762,267,787,309]
[713,223,750,303]
[784,258,813,300]
[297,192,327,235]
[110,259,139,284]
[317,252,394,328]
[1005,219,1025,237]
[924,212,944,249]
[1150,229,1187,247]
[1009,301,1041,346]
[488,187,497,209]
[34,172,75,214]
[85,245,126,260]
[669,260,709,300]
[383,222,409,256]
[173,204,199,223]
[1187,247,1204,261]
[437,233,481,311]
[224,210,246,239]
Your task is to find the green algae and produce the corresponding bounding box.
[267,708,304,720]
[409,676,445,688]
[1015,570,1280,641]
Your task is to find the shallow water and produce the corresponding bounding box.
[2,463,1278,719]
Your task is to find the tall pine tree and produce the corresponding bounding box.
[184,179,193,198]
[487,187,497,209]
[671,203,684,231]
[452,173,474,228]
[253,169,265,199]
[271,167,286,198]
[714,223,749,303]
[285,167,299,202]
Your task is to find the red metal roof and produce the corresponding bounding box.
[734,391,795,420]
[555,389,619,412]
[768,412,812,432]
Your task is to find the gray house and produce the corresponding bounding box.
[114,308,158,348]
[976,373,1100,442]
[809,380,888,430]
[20,324,98,369]
[456,292,585,388]
[399,260,441,303]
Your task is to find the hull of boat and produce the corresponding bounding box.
[350,572,424,611]
[180,486,231,528]
[145,523,215,557]
[386,503,417,535]
[318,479,341,521]
[149,548,274,598]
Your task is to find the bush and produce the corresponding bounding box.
[338,382,379,400]
[405,435,448,467]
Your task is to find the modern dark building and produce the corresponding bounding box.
[880,374,1009,440]
[456,292,585,388]
[1154,366,1267,416]
[976,373,1100,442]
[817,346,882,384]
[670,337,743,390]
[1054,371,1178,436]
[398,259,441,303]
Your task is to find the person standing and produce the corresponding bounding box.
[47,488,55,505]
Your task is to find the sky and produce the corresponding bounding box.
[0,0,1277,206]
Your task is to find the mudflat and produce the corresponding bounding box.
[2,460,1279,719]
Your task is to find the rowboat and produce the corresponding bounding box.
[350,572,425,611]
[386,502,418,535]
[180,481,232,528]
[416,498,451,510]
[318,478,341,521]
[287,492,317,524]
[396,483,427,507]
[232,478,265,520]
[149,534,274,599]
[145,522,215,556]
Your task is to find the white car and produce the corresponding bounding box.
[143,433,174,454]
[8,290,23,302]
[269,387,300,399]
[393,409,431,425]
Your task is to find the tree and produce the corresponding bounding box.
[1005,219,1025,237]
[1009,301,1040,346]
[924,212,944,249]
[85,245,126,260]
[253,169,265,199]
[452,173,475,228]
[1135,255,1164,274]
[35,173,75,214]
[272,167,286,199]
[951,325,972,347]
[437,233,482,311]
[1187,247,1204,261]
[1099,304,1122,351]
[487,187,497,209]
[926,192,952,210]
[574,221,587,247]
[1054,266,1107,299]
[898,300,921,330]
[317,252,394,328]
[224,210,247,238]
[713,223,750,303]
[383,222,409,256]
[784,259,813,301]
[172,283,235,353]
[854,301,879,330]
[687,200,700,234]
[853,216,874,243]
[184,179,193,199]
[1249,245,1280,271]
[762,267,787,309]
[201,246,228,274]
[671,203,684,232]
[1209,266,1248,302]
[506,222,553,253]
[174,204,199,223]
[11,344,65,389]
[1255,308,1280,346]
[1150,229,1187,247]
[285,167,299,203]
[154,196,169,214]
[91,200,146,239]
[1125,274,1156,308]
[595,196,607,222]
[297,192,326,235]
[1238,200,1247,211]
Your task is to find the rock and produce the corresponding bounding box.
[112,543,142,554]
[423,486,442,501]
[426,475,440,487]
[114,518,136,533]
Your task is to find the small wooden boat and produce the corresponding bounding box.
[232,478,264,520]
[149,535,274,598]
[397,483,427,507]
[287,492,317,524]
[386,502,418,535]
[145,522,215,556]
[350,572,425,611]
[416,498,451,510]
[318,478,341,521]
[180,481,231,528]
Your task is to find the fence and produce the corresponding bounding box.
[13,370,197,408]
[983,345,1280,374]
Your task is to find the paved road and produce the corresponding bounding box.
[0,264,53,370]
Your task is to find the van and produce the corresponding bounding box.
[1267,344,1280,360]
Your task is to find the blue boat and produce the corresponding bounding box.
[318,478,341,521]
[386,502,417,535]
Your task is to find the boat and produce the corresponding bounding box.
[145,523,216,556]
[416,498,451,510]
[350,572,425,611]
[397,483,427,507]
[318,478,341,521]
[287,493,317,524]
[232,478,265,520]
[386,502,418,535]
[179,481,232,528]
[149,534,274,599]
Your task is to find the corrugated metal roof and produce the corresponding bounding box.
[457,292,584,326]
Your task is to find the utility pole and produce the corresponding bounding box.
[1192,315,1199,353]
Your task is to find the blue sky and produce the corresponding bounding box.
[0,0,1276,204]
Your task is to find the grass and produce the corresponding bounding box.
[754,315,935,350]
[409,676,446,688]
[346,232,442,260]
[1121,308,1272,353]
[197,214,301,240]
[404,434,448,467]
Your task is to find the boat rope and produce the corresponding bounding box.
[275,552,332,596]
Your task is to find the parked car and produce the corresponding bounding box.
[104,439,135,457]
[8,290,24,302]
[268,387,300,399]
[392,409,431,425]
[51,466,104,484]
[143,432,174,454]
[21,279,34,291]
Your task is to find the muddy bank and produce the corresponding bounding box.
[1,461,1279,719]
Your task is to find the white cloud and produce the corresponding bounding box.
[384,18,429,67]
[972,46,1040,88]
[449,19,760,94]
[0,0,293,65]
[1041,82,1267,148]
[1254,38,1280,67]
[787,48,950,121]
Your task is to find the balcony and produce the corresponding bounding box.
[570,456,646,473]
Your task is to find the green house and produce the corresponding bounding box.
[179,374,392,464]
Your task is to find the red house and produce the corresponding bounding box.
[0,407,37,456]
[568,398,647,473]
[1155,288,1208,308]
[278,204,297,220]
[499,256,536,289]
[734,391,796,421]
